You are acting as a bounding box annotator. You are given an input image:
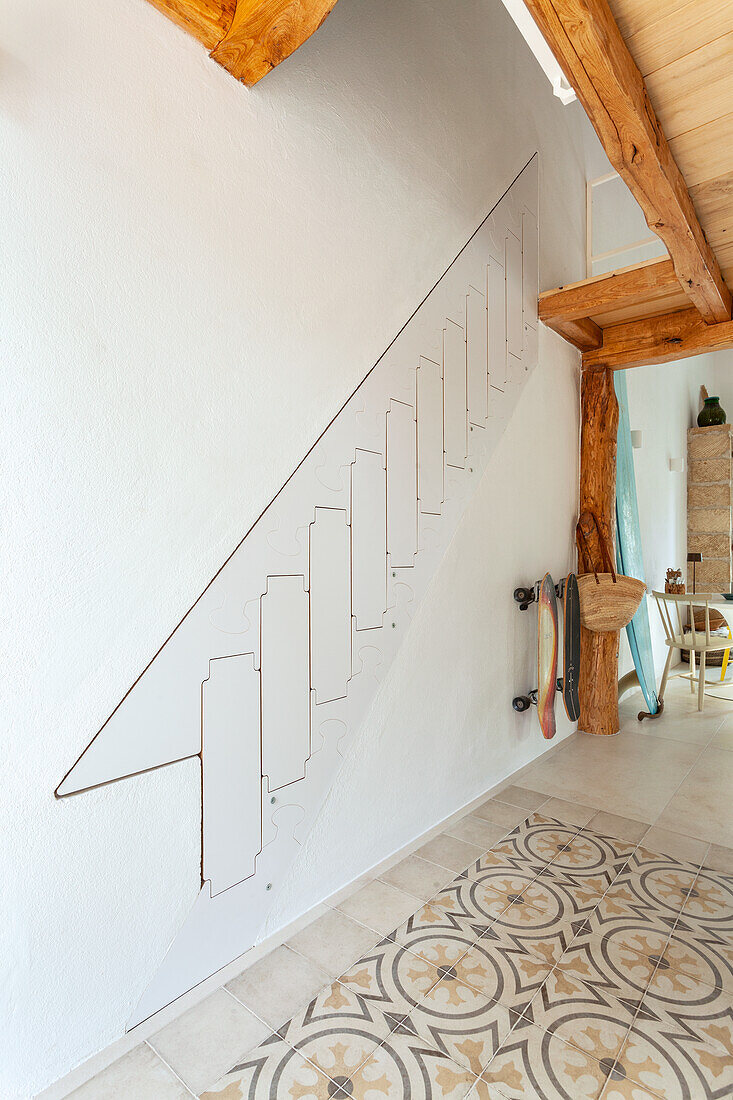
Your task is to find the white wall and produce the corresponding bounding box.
[704,349,733,416]
[621,358,708,674]
[2,0,601,1095]
[268,326,581,933]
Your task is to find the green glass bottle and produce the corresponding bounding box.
[698,396,727,427]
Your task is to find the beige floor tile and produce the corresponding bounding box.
[68,1045,191,1099]
[520,730,700,824]
[415,833,486,873]
[587,811,649,845]
[712,721,733,751]
[704,842,733,875]
[226,945,331,1030]
[656,746,733,847]
[639,826,709,866]
[149,988,269,1094]
[445,815,507,850]
[539,797,597,827]
[495,785,547,811]
[626,708,726,746]
[379,854,454,900]
[336,879,421,936]
[472,798,529,829]
[286,909,380,980]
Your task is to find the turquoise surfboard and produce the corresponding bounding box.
[614,371,658,714]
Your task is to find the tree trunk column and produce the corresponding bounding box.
[579,367,620,735]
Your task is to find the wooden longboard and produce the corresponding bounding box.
[537,573,558,739]
[562,573,581,722]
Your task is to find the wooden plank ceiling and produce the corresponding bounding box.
[534,0,733,369]
[610,0,733,291]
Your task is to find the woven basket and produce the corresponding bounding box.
[576,573,646,632]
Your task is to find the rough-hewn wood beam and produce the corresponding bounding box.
[523,0,732,324]
[539,258,681,324]
[147,0,236,51]
[579,368,619,736]
[544,315,603,351]
[212,0,337,84]
[146,0,338,85]
[583,307,733,371]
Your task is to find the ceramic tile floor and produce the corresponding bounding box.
[68,677,733,1099]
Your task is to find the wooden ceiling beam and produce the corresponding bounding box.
[582,307,733,371]
[539,257,680,324]
[544,315,603,351]
[146,0,338,85]
[523,0,732,325]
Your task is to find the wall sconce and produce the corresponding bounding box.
[669,457,684,472]
[630,430,643,449]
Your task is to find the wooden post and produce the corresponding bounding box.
[579,367,620,735]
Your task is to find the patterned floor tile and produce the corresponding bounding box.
[534,864,608,904]
[338,939,443,1013]
[390,901,488,962]
[609,862,697,924]
[522,873,601,923]
[641,966,733,1056]
[498,815,581,867]
[547,832,634,883]
[277,980,398,1072]
[614,1015,733,1100]
[456,933,554,1013]
[661,927,733,995]
[678,866,733,937]
[353,1018,481,1097]
[199,1030,345,1099]
[462,863,548,908]
[483,906,587,968]
[624,846,700,882]
[583,896,677,942]
[600,872,684,930]
[561,931,661,1002]
[492,896,589,939]
[463,846,536,879]
[428,878,515,926]
[599,1072,660,1100]
[523,968,637,1062]
[480,1019,611,1099]
[404,973,521,1076]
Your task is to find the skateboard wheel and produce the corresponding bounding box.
[512,695,531,712]
[513,587,533,607]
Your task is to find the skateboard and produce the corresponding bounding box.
[513,573,559,739]
[512,572,581,733]
[561,573,580,722]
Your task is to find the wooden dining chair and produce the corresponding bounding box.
[653,591,733,712]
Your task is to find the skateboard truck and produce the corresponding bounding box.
[514,578,566,611]
[513,678,563,712]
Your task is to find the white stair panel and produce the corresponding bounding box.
[351,450,387,631]
[202,654,261,896]
[443,319,467,469]
[467,286,489,425]
[522,210,539,328]
[260,576,310,790]
[310,508,351,703]
[506,231,523,361]
[386,399,417,568]
[58,157,541,1027]
[416,356,444,515]
[488,256,507,392]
